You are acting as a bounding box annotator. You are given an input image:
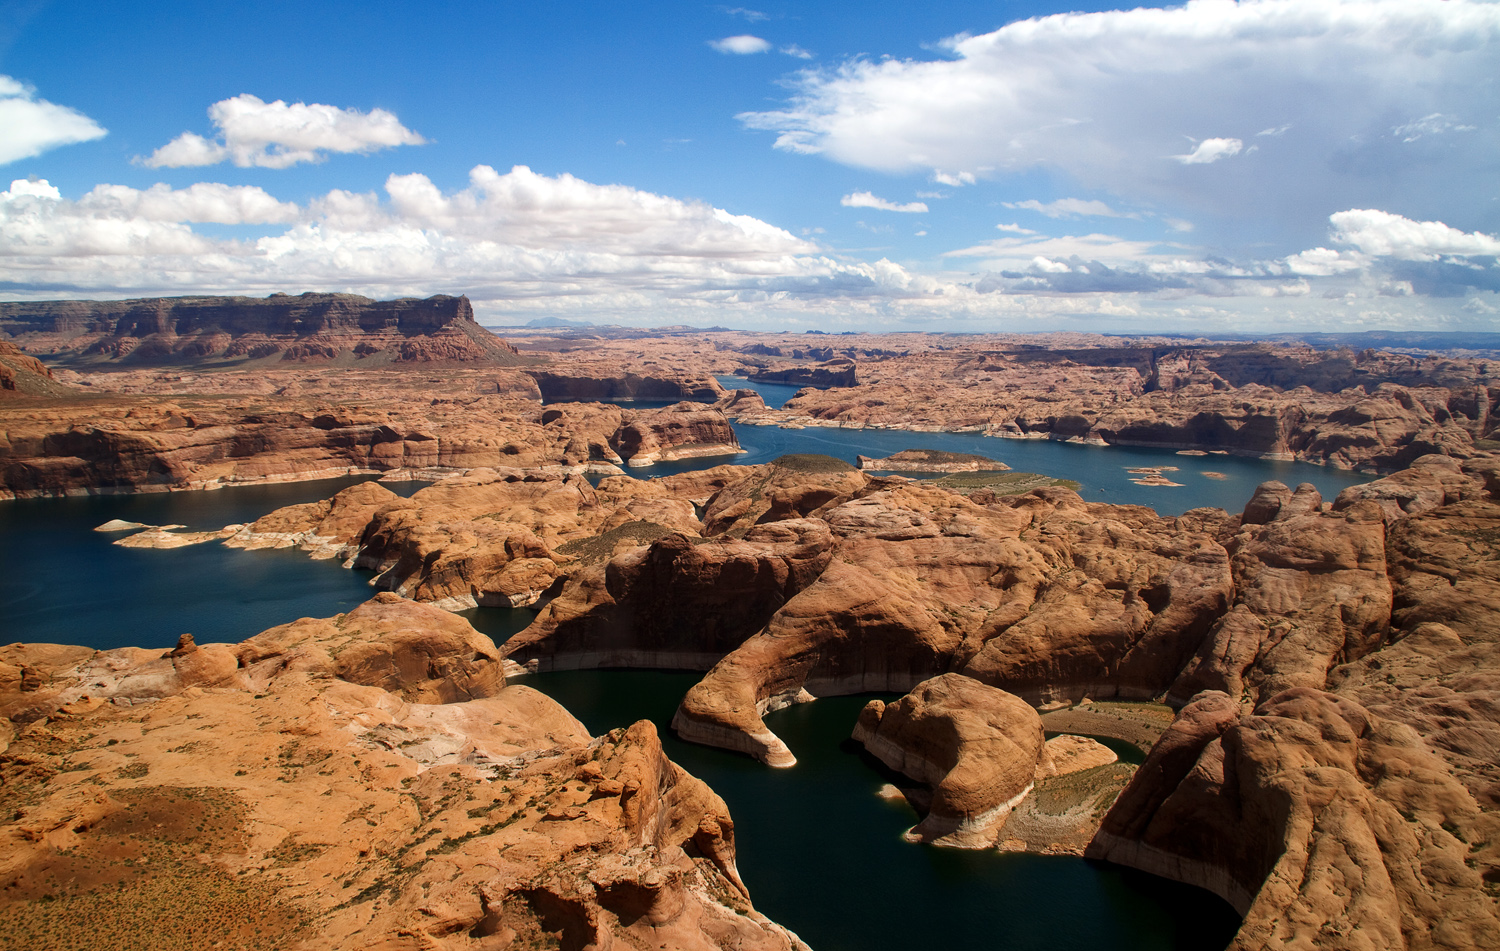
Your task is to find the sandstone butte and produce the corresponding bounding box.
[0,293,528,367]
[6,317,1500,948]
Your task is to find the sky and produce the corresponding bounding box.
[1,0,1498,334]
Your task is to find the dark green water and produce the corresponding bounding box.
[527,669,1240,951]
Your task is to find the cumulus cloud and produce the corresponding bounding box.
[78,183,299,224]
[1330,209,1500,261]
[738,0,1500,241]
[1173,138,1243,165]
[710,35,771,54]
[141,94,426,169]
[3,178,60,200]
[0,76,107,165]
[841,191,928,213]
[781,44,814,59]
[0,168,960,313]
[1004,198,1127,219]
[1281,209,1500,297]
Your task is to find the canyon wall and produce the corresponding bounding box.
[0,292,525,366]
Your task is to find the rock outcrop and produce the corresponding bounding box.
[856,449,1010,472]
[0,293,526,367]
[0,341,71,397]
[852,674,1045,847]
[527,370,725,402]
[0,596,808,951]
[746,360,857,389]
[737,342,1500,471]
[0,397,742,499]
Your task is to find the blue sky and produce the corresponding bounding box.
[2,0,1498,333]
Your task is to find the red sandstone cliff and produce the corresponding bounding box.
[0,292,525,367]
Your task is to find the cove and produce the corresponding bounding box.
[528,669,1241,951]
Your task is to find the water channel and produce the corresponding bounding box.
[1,386,1376,950]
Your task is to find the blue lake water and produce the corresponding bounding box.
[529,670,1239,951]
[664,377,1372,518]
[0,400,1350,950]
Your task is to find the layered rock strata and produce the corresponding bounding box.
[723,343,1500,471]
[527,370,724,403]
[851,674,1046,847]
[0,397,740,499]
[0,293,525,367]
[0,595,807,951]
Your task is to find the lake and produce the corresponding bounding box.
[1,398,1358,950]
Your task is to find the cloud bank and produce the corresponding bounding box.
[142,94,426,169]
[740,0,1500,244]
[0,168,948,314]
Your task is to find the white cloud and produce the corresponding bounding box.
[781,44,814,59]
[1284,246,1366,277]
[738,0,1500,241]
[710,35,771,54]
[1392,113,1476,142]
[725,7,767,22]
[932,171,975,187]
[945,231,1178,269]
[1173,137,1243,165]
[1328,209,1500,261]
[142,94,426,169]
[78,183,299,224]
[841,191,928,213]
[4,178,61,200]
[0,75,107,165]
[5,171,1494,332]
[1004,197,1127,219]
[0,168,941,310]
[143,132,229,168]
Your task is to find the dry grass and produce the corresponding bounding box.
[0,786,308,951]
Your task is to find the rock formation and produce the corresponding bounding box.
[856,449,1010,472]
[0,293,526,367]
[6,325,1500,948]
[0,595,808,951]
[717,340,1500,471]
[527,370,725,402]
[0,396,741,499]
[746,360,857,388]
[0,341,70,397]
[851,674,1046,847]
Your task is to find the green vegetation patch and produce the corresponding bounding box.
[1031,763,1138,816]
[925,471,1080,495]
[878,449,1004,466]
[768,453,856,473]
[555,520,679,564]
